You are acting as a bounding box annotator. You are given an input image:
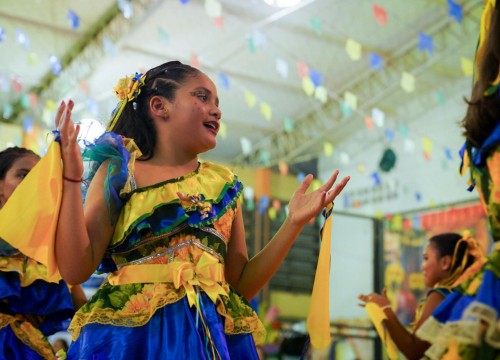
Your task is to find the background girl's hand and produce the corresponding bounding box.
[358,289,391,308]
[287,171,350,227]
[55,100,83,180]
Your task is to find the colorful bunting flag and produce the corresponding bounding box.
[260,102,272,121]
[370,53,384,71]
[302,77,315,96]
[448,0,462,23]
[309,69,323,87]
[460,57,473,76]
[323,142,334,156]
[344,91,357,110]
[372,108,385,127]
[118,0,133,19]
[399,124,408,137]
[400,71,415,93]
[373,4,388,25]
[283,117,294,132]
[310,16,323,35]
[418,32,433,55]
[315,86,328,104]
[346,38,362,61]
[16,29,30,50]
[276,58,289,78]
[384,128,395,142]
[49,54,62,75]
[340,101,352,117]
[158,27,169,45]
[244,91,257,108]
[219,72,230,89]
[296,61,309,78]
[362,116,372,130]
[339,152,350,165]
[240,137,252,155]
[67,9,80,29]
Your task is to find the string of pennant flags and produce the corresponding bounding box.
[0,0,472,213]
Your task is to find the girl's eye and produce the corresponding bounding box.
[16,171,29,179]
[191,91,208,102]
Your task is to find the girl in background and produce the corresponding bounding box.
[0,147,86,360]
[55,61,350,359]
[359,232,483,360]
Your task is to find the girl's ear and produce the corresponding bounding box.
[149,96,169,120]
[440,254,452,271]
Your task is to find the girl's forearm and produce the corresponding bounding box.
[383,309,430,360]
[235,217,303,299]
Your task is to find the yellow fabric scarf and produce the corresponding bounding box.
[306,203,333,350]
[0,140,62,282]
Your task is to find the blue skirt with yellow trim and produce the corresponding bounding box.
[67,292,259,360]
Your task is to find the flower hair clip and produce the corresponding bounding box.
[114,72,146,102]
[107,72,146,131]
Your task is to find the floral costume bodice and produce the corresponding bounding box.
[69,133,266,345]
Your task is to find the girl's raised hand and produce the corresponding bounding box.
[287,170,350,227]
[55,100,83,181]
[358,289,391,308]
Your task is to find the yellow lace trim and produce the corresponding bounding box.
[68,285,185,341]
[0,313,55,359]
[69,285,266,345]
[0,312,15,329]
[0,256,48,286]
[216,303,267,345]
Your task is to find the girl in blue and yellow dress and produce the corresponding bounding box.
[416,1,500,359]
[53,61,350,359]
[359,232,484,360]
[0,147,86,360]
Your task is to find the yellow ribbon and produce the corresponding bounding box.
[365,303,399,360]
[477,0,497,83]
[108,252,228,307]
[306,203,333,350]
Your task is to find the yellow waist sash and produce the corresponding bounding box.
[107,252,227,308]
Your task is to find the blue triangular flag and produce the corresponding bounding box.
[448,0,462,23]
[418,32,433,55]
[370,52,383,71]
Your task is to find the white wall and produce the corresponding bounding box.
[330,213,374,321]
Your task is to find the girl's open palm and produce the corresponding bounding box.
[55,100,83,180]
[287,171,349,227]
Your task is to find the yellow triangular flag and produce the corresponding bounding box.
[365,303,399,360]
[306,203,333,350]
[461,57,473,77]
[0,140,62,282]
[346,38,362,61]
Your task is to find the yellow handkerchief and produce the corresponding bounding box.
[0,140,62,282]
[365,302,399,360]
[306,203,333,350]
